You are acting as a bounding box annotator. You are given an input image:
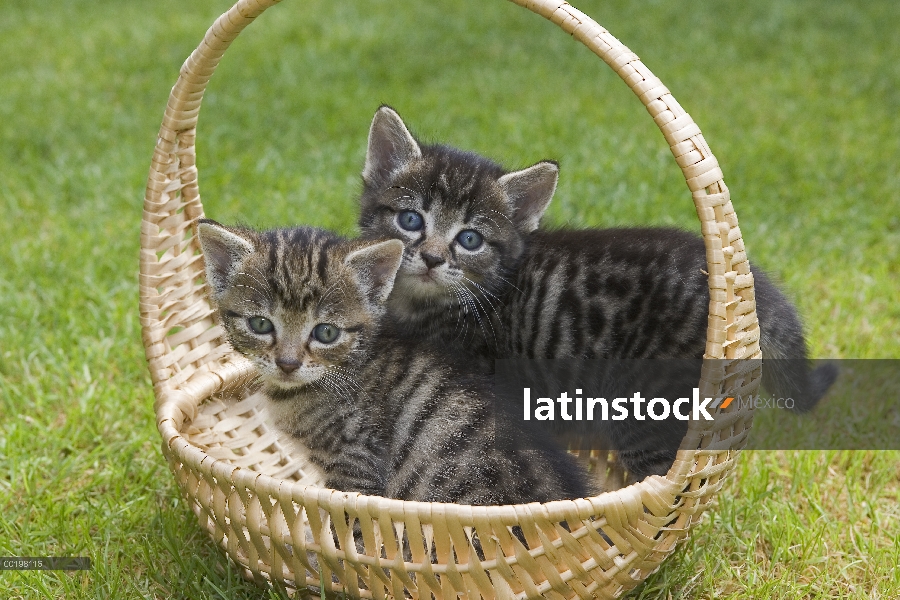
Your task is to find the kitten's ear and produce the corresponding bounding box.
[344,239,405,304]
[197,219,255,297]
[362,106,422,185]
[498,160,559,232]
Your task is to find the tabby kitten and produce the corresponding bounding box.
[197,220,590,504]
[357,106,837,479]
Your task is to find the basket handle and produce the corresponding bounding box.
[141,0,281,419]
[140,0,759,441]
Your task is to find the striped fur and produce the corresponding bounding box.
[197,219,590,504]
[357,107,837,480]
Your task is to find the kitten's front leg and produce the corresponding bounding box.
[317,449,387,497]
[306,425,387,558]
[297,414,389,497]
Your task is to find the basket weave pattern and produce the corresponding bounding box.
[140,1,760,598]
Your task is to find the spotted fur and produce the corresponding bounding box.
[197,220,590,504]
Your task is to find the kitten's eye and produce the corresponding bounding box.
[312,323,340,344]
[248,316,275,334]
[397,210,424,232]
[456,229,483,251]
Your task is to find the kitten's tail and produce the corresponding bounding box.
[752,266,838,413]
[759,357,839,413]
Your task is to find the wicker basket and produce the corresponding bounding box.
[140,1,761,598]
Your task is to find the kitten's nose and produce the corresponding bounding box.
[276,358,301,374]
[421,253,445,270]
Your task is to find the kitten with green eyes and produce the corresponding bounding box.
[357,106,837,480]
[197,220,590,504]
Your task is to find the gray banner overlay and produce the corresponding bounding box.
[492,360,899,450]
[0,557,91,570]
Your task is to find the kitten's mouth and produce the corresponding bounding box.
[399,268,442,286]
[266,366,324,389]
[270,375,307,390]
[392,269,453,303]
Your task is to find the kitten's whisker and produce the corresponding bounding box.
[458,278,498,319]
[310,378,344,403]
[453,295,470,342]
[324,366,370,400]
[234,283,271,300]
[461,278,505,342]
[248,265,278,302]
[325,369,364,392]
[493,273,524,295]
[235,299,266,311]
[317,282,345,312]
[470,215,501,235]
[239,269,271,295]
[389,184,421,198]
[461,276,504,308]
[455,287,470,338]
[469,291,498,345]
[238,373,262,397]
[423,177,436,200]
[452,282,496,345]
[446,285,471,342]
[316,374,352,403]
[457,277,499,312]
[488,209,516,227]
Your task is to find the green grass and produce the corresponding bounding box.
[0,0,897,598]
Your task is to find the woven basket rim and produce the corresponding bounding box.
[140,0,761,596]
[155,356,696,516]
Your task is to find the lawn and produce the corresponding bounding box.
[1,0,898,598]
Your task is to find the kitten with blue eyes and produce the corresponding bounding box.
[358,106,837,480]
[197,220,591,504]
[359,108,558,361]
